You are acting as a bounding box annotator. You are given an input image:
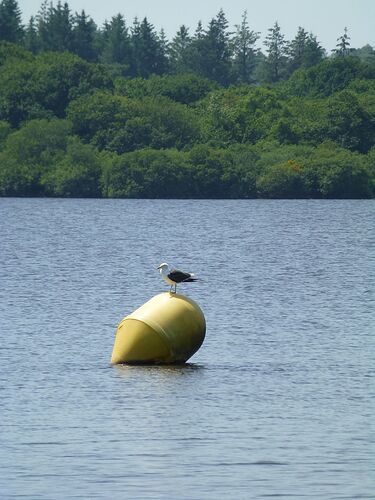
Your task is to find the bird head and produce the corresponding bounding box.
[156,263,169,270]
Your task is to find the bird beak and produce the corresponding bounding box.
[156,265,161,270]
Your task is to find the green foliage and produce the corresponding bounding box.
[285,56,375,97]
[353,45,375,65]
[262,22,287,83]
[231,11,260,84]
[71,10,98,62]
[332,27,354,58]
[42,137,102,197]
[100,14,131,67]
[169,25,191,74]
[24,16,39,53]
[37,1,73,52]
[199,86,285,145]
[253,142,374,198]
[256,160,308,198]
[365,147,375,196]
[254,141,372,198]
[0,24,374,199]
[186,10,232,85]
[115,73,217,104]
[305,142,372,198]
[326,90,375,152]
[103,144,259,198]
[0,49,112,126]
[131,17,166,77]
[188,144,258,198]
[0,0,24,43]
[104,148,192,198]
[0,120,11,148]
[67,92,200,153]
[0,118,71,195]
[287,28,325,74]
[0,40,32,65]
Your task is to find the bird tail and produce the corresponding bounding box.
[183,277,198,282]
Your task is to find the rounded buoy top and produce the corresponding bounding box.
[111,292,206,364]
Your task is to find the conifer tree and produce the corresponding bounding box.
[189,10,232,84]
[206,9,232,84]
[333,27,354,57]
[286,27,325,73]
[183,20,205,75]
[131,17,162,77]
[169,25,191,73]
[156,28,169,74]
[37,1,72,52]
[72,10,98,61]
[263,21,287,82]
[304,33,325,67]
[287,26,308,73]
[0,0,24,43]
[36,0,49,50]
[194,20,204,40]
[232,10,260,84]
[101,14,131,67]
[24,16,39,53]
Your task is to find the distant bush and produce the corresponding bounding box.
[115,73,217,104]
[68,92,201,153]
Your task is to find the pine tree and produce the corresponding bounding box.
[287,26,308,73]
[194,21,204,40]
[24,16,39,53]
[304,33,325,67]
[0,0,24,43]
[37,1,72,52]
[101,14,131,67]
[169,25,191,73]
[156,28,169,74]
[183,21,205,75]
[263,21,287,82]
[189,9,232,85]
[72,10,98,61]
[286,27,325,73]
[36,0,49,51]
[333,27,354,57]
[131,17,161,77]
[231,10,260,84]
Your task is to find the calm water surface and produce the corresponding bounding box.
[1,199,374,499]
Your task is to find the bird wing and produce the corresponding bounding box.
[168,269,192,283]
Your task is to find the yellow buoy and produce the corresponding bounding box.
[111,292,206,364]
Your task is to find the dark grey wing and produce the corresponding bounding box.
[168,269,192,283]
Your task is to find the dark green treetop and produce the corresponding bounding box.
[0,0,24,43]
[263,21,287,82]
[169,25,191,74]
[100,14,132,68]
[333,27,354,57]
[71,10,98,62]
[231,10,260,84]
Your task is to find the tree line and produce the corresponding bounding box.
[0,1,374,198]
[1,0,375,85]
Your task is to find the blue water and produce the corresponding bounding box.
[1,199,374,499]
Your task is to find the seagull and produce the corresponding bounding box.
[157,263,198,293]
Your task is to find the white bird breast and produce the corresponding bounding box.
[162,274,175,286]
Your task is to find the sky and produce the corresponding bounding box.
[18,0,375,52]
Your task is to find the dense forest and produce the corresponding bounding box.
[0,0,374,198]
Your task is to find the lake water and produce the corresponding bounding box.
[1,198,374,499]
